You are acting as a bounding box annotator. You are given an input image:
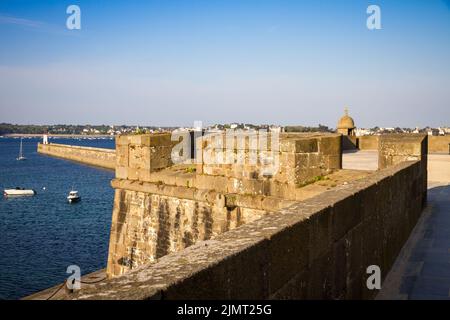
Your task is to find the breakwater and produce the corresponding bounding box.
[37,143,116,170]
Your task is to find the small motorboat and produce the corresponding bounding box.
[3,188,36,196]
[67,190,81,203]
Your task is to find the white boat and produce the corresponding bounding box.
[67,191,81,203]
[3,188,36,196]
[16,138,26,161]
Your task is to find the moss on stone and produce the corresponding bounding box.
[296,175,329,188]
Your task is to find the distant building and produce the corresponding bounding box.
[354,128,372,137]
[337,107,356,136]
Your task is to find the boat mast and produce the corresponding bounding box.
[19,138,23,158]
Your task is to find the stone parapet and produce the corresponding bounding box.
[378,134,427,206]
[115,133,176,181]
[358,135,379,150]
[378,134,427,168]
[197,132,342,186]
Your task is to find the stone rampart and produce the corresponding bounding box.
[378,134,427,169]
[378,134,427,206]
[358,135,379,150]
[197,132,342,186]
[106,132,342,277]
[72,159,426,300]
[341,135,379,151]
[30,132,432,300]
[343,134,445,153]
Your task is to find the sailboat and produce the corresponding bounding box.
[16,138,26,161]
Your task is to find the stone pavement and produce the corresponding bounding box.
[428,154,450,182]
[342,150,378,171]
[342,150,450,299]
[377,154,450,300]
[377,183,450,299]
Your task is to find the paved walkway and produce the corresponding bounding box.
[428,154,450,182]
[377,154,450,300]
[342,150,450,299]
[377,183,450,299]
[342,150,378,171]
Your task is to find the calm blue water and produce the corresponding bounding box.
[0,137,115,299]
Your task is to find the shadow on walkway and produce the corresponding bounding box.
[378,184,450,300]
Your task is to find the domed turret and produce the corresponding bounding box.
[337,107,355,136]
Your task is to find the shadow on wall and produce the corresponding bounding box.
[341,135,379,151]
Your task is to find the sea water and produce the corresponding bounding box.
[0,137,115,299]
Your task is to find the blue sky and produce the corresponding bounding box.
[0,0,449,127]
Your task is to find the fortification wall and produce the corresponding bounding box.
[68,132,427,299]
[72,159,426,300]
[37,143,116,170]
[106,132,341,277]
[358,135,379,150]
[343,134,445,153]
[197,132,342,186]
[341,135,379,151]
[106,185,270,277]
[428,135,450,154]
[378,134,427,169]
[341,136,358,150]
[378,134,427,206]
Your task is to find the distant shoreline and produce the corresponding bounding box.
[0,133,114,138]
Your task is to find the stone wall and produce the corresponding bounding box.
[277,133,342,185]
[358,135,379,150]
[341,135,379,151]
[343,134,446,153]
[428,135,450,154]
[37,143,116,170]
[341,136,358,150]
[198,132,342,186]
[378,134,427,206]
[106,132,341,278]
[378,134,427,169]
[115,134,176,181]
[106,182,270,277]
[72,159,427,300]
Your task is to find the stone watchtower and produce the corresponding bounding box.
[337,107,355,136]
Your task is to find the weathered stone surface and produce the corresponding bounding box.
[358,135,379,150]
[37,130,432,301]
[197,132,342,186]
[65,157,426,300]
[378,134,427,169]
[115,134,176,181]
[105,181,285,277]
